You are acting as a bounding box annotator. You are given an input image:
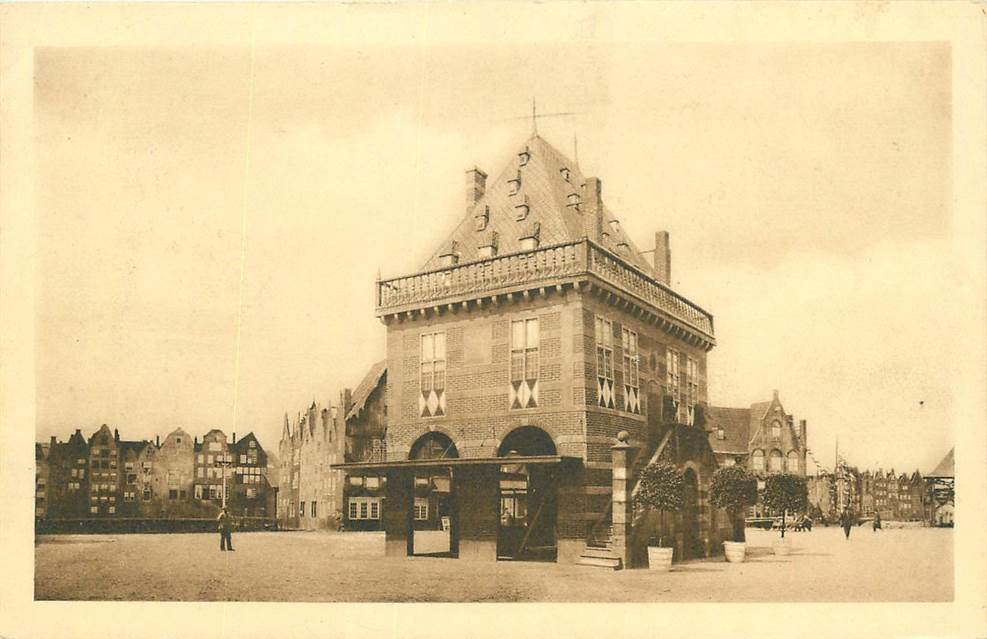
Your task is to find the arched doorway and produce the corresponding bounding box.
[680,468,703,561]
[409,432,458,556]
[497,427,558,562]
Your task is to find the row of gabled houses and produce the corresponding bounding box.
[804,448,955,525]
[35,424,277,524]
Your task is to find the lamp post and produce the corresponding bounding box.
[216,454,233,509]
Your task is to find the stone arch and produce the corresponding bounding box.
[497,426,557,457]
[680,467,703,560]
[409,431,459,460]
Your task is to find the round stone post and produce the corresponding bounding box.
[611,431,638,569]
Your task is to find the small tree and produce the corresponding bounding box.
[634,461,685,548]
[762,473,808,539]
[709,466,758,543]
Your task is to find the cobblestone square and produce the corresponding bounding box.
[35,526,952,602]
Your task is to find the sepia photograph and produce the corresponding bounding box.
[2,2,985,638]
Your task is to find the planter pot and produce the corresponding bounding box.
[647,546,674,571]
[723,540,747,563]
[773,538,791,556]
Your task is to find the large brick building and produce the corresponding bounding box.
[337,133,732,567]
[36,425,276,527]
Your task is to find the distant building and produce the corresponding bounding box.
[926,448,954,527]
[705,390,808,477]
[277,400,346,530]
[35,442,50,520]
[807,472,836,520]
[342,361,387,532]
[858,469,926,521]
[36,425,276,528]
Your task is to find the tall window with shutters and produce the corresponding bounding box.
[686,356,698,425]
[621,327,640,413]
[419,332,446,417]
[595,317,614,408]
[510,318,539,409]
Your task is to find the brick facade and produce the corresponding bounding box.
[341,132,727,567]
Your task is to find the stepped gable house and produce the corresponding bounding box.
[277,399,347,530]
[338,133,731,568]
[275,362,388,531]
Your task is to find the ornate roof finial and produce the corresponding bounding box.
[531,98,537,136]
[573,132,579,164]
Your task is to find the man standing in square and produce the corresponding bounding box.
[218,507,235,551]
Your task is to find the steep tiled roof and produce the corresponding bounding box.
[119,440,148,456]
[346,360,387,422]
[705,406,752,454]
[928,448,954,478]
[421,134,652,272]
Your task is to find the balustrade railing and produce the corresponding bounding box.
[376,239,713,337]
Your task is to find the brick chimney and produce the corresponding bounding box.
[466,167,487,211]
[800,419,807,443]
[156,434,160,447]
[232,432,236,444]
[50,435,57,446]
[114,428,120,443]
[653,231,671,285]
[582,177,603,242]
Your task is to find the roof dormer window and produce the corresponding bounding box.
[473,205,489,232]
[439,241,460,267]
[508,171,522,196]
[478,231,498,259]
[518,147,531,167]
[566,192,581,211]
[616,242,630,255]
[514,195,529,221]
[519,222,540,251]
[560,167,571,182]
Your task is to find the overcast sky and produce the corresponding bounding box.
[34,41,952,472]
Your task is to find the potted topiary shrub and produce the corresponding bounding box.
[761,473,808,556]
[709,465,758,563]
[634,461,685,571]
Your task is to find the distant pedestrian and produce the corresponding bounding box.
[218,507,235,551]
[839,509,853,540]
[872,512,881,532]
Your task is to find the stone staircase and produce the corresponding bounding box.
[576,425,676,571]
[577,525,622,570]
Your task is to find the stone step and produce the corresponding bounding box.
[577,555,622,570]
[581,546,618,559]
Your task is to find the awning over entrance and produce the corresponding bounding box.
[334,455,581,472]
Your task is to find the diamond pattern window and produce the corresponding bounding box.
[510,318,539,409]
[621,327,640,414]
[596,317,615,408]
[419,332,446,417]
